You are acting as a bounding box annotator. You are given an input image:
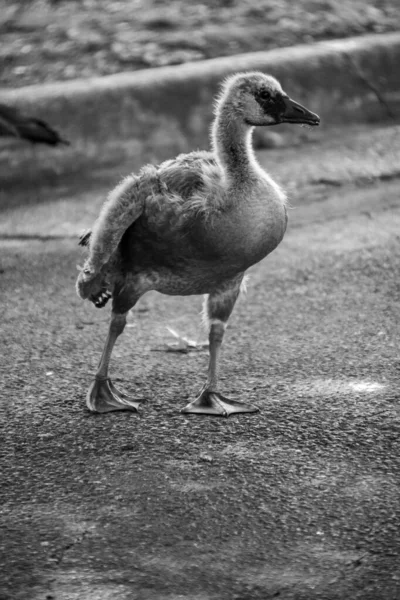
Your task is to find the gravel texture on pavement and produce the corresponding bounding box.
[1,123,399,600]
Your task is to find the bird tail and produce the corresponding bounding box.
[76,165,160,304]
[79,230,91,247]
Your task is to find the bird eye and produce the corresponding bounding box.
[257,90,272,102]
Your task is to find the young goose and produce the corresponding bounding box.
[76,71,319,416]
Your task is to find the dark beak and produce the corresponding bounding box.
[280,96,320,126]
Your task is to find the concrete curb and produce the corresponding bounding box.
[1,32,400,189]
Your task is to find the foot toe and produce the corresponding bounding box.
[181,390,259,417]
[86,378,141,413]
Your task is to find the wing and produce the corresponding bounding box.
[76,165,162,301]
[157,150,219,200]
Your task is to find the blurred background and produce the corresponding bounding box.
[2,0,399,88]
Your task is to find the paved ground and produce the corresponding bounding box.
[1,122,400,600]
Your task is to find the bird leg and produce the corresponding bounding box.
[86,312,141,414]
[182,284,259,417]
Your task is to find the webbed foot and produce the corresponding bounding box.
[76,267,102,299]
[181,389,259,417]
[86,377,141,413]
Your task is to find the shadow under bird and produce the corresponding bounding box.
[76,71,320,417]
[0,103,70,146]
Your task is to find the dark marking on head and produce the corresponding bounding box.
[255,91,286,122]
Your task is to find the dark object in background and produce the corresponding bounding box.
[0,103,70,146]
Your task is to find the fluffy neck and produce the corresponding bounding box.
[211,108,257,182]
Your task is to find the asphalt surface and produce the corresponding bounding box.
[1,122,400,600]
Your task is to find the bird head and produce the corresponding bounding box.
[217,72,320,128]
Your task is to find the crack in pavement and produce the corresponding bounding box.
[48,530,91,566]
[2,171,400,245]
[311,170,400,187]
[0,233,76,241]
[344,53,396,120]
